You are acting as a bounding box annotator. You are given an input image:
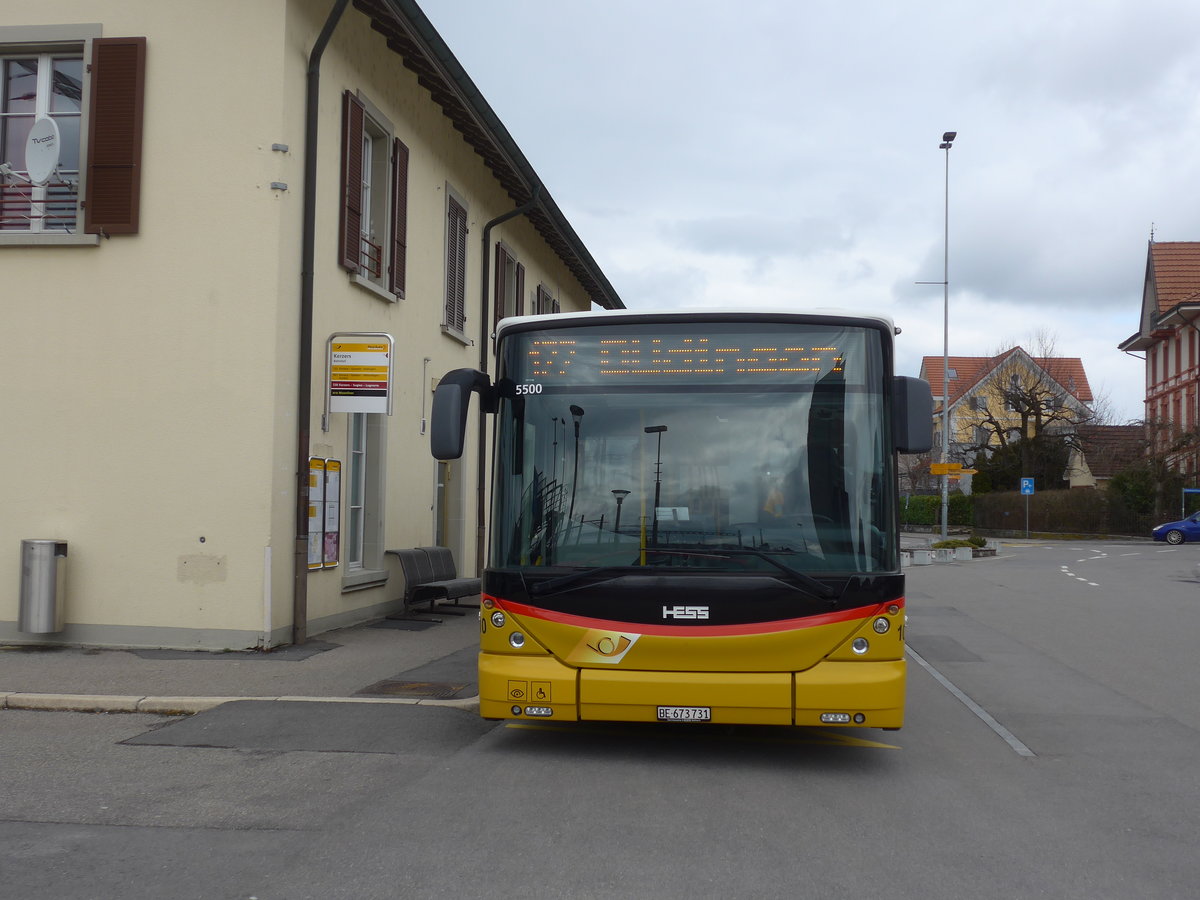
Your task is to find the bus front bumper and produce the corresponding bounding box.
[479,653,905,729]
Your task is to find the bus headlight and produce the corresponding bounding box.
[509,631,526,649]
[872,617,890,634]
[852,638,869,655]
[491,611,506,628]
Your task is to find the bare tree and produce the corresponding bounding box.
[962,332,1098,454]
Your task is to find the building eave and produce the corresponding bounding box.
[1156,301,1200,329]
[1119,332,1154,352]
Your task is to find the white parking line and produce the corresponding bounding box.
[908,647,1035,758]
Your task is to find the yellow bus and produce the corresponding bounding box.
[432,310,932,729]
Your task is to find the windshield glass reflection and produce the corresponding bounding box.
[492,322,893,574]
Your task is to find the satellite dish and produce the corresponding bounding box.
[25,117,61,186]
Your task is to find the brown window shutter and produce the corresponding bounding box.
[493,243,509,330]
[338,91,364,271]
[84,37,146,235]
[515,262,525,317]
[445,197,467,331]
[388,137,408,297]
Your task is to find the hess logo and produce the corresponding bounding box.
[662,605,709,620]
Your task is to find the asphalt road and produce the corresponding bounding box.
[3,540,1199,899]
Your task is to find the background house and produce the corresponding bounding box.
[1119,240,1200,475]
[1,0,622,649]
[1067,425,1146,488]
[919,348,1094,492]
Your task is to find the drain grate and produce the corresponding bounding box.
[355,679,469,699]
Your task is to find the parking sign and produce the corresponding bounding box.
[1020,477,1035,495]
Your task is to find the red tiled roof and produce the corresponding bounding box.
[1076,424,1146,478]
[1150,242,1200,313]
[919,348,1093,406]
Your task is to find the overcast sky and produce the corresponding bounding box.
[417,0,1200,423]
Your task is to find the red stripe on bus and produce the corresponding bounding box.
[485,595,904,638]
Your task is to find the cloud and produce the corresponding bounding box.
[663,215,853,261]
[416,0,1191,423]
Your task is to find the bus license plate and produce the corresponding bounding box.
[657,706,711,722]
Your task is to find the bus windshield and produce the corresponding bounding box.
[491,320,896,575]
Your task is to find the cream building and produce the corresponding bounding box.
[1,0,623,649]
[919,349,1093,458]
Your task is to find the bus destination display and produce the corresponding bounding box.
[524,334,848,381]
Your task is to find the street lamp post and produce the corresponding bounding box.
[611,489,630,542]
[568,405,584,520]
[938,131,956,541]
[644,425,667,547]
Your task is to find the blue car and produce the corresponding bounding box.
[1152,512,1200,544]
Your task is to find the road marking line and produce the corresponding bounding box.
[907,647,1036,758]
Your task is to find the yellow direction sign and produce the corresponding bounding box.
[930,462,962,475]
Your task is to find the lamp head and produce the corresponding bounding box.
[644,425,668,434]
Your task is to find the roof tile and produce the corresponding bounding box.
[919,348,1093,406]
[1150,242,1200,313]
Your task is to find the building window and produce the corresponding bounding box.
[534,284,560,315]
[345,412,386,585]
[339,90,407,298]
[0,33,143,241]
[1,53,81,231]
[444,190,468,334]
[493,243,525,327]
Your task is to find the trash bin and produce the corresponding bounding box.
[19,539,67,634]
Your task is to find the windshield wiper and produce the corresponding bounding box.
[528,567,616,597]
[642,547,838,602]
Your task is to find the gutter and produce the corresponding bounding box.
[294,0,352,646]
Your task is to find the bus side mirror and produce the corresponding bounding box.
[893,376,933,453]
[431,368,494,460]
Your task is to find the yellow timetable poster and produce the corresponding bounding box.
[307,458,325,570]
[323,460,341,567]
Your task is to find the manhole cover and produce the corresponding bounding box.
[355,680,469,699]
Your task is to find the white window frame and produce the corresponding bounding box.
[0,24,100,246]
[349,93,396,302]
[343,412,387,590]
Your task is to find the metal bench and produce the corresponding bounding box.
[386,546,480,618]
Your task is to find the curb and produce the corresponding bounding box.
[2,691,481,716]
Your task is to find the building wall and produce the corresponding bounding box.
[1146,324,1200,451]
[2,2,293,647]
[1,0,599,648]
